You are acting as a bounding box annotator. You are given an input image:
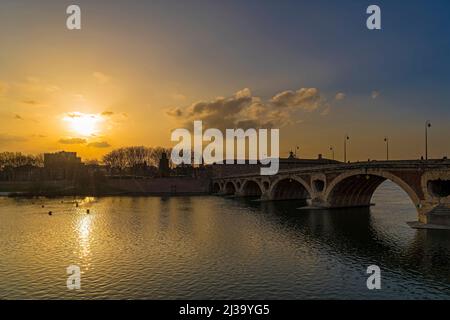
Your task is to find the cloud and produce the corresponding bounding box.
[93,72,110,84]
[172,93,187,101]
[16,77,60,94]
[335,92,345,100]
[270,88,321,111]
[3,77,61,109]
[14,114,24,120]
[166,107,183,117]
[0,134,27,144]
[87,141,111,148]
[101,111,114,116]
[59,137,87,144]
[235,88,252,98]
[22,99,38,105]
[371,90,380,99]
[167,87,329,130]
[321,106,331,116]
[66,112,82,118]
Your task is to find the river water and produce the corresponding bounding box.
[0,180,449,299]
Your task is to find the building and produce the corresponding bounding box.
[44,151,82,180]
[158,152,170,177]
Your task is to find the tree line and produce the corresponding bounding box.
[102,146,172,170]
[0,152,44,169]
[0,147,173,170]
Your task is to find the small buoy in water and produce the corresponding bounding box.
[75,202,79,207]
[86,209,90,214]
[48,211,52,216]
[41,205,45,208]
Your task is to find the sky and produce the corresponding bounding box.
[1,0,450,161]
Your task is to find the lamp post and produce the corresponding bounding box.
[384,137,389,161]
[330,146,334,161]
[344,135,350,163]
[425,120,431,160]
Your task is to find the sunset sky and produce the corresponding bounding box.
[1,0,450,161]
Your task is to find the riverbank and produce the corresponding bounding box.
[0,177,211,197]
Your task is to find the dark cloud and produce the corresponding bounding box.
[59,137,87,144]
[14,114,24,120]
[66,112,82,118]
[101,111,114,116]
[22,99,38,105]
[87,141,111,148]
[165,107,183,117]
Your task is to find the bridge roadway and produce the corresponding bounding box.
[211,160,450,228]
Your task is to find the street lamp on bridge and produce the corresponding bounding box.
[344,135,350,163]
[329,146,334,161]
[425,120,431,160]
[384,137,389,161]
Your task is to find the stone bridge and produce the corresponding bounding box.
[211,160,450,228]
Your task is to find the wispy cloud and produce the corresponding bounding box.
[93,72,111,84]
[321,106,331,116]
[335,92,346,100]
[371,90,380,99]
[172,93,187,101]
[0,134,28,144]
[58,137,87,144]
[16,77,60,94]
[271,88,322,111]
[22,99,39,105]
[87,141,111,148]
[101,111,114,116]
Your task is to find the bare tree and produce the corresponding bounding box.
[102,146,172,170]
[0,152,44,169]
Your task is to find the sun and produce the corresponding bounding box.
[64,112,102,136]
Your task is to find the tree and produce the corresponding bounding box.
[102,146,172,170]
[0,152,43,169]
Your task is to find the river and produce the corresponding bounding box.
[1,180,449,299]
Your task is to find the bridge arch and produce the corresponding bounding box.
[224,181,237,195]
[325,170,420,208]
[241,179,263,197]
[212,182,221,194]
[269,176,312,201]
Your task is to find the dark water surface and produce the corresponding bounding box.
[1,181,450,299]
